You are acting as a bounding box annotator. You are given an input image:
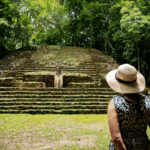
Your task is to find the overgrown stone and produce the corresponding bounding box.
[67,82,101,88]
[0,77,14,86]
[100,77,109,87]
[23,71,93,87]
[23,71,54,87]
[63,73,93,87]
[12,81,46,88]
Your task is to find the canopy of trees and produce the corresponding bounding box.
[1,0,150,85]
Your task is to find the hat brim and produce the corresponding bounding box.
[106,69,145,94]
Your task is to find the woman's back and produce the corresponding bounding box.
[109,93,150,150]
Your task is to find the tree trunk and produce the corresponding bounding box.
[86,34,88,48]
[108,40,114,50]
[137,42,140,72]
[105,40,107,54]
[148,68,150,86]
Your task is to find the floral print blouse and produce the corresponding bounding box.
[109,94,150,150]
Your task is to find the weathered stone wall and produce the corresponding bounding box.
[63,73,93,87]
[23,71,92,88]
[12,81,46,88]
[100,78,109,87]
[0,77,14,86]
[23,71,54,87]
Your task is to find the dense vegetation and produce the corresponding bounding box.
[0,0,150,85]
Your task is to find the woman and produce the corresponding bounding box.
[106,64,150,150]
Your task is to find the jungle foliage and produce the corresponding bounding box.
[0,0,150,84]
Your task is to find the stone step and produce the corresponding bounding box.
[20,66,79,70]
[91,78,100,81]
[0,105,107,110]
[79,63,96,65]
[17,65,45,68]
[0,71,10,77]
[16,70,54,73]
[18,68,55,71]
[18,69,97,72]
[15,71,97,76]
[77,66,97,68]
[0,94,113,98]
[72,70,98,72]
[0,70,12,72]
[0,90,116,95]
[74,71,97,74]
[14,80,22,82]
[90,74,100,76]
[0,97,110,102]
[15,75,97,80]
[76,66,97,69]
[11,81,46,88]
[19,66,97,70]
[15,77,23,80]
[18,64,47,67]
[0,101,109,105]
[67,82,102,88]
[0,87,113,91]
[13,80,99,85]
[91,77,100,80]
[0,109,107,114]
[15,69,98,72]
[91,79,100,82]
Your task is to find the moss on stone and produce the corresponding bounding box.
[24,71,92,87]
[12,81,46,88]
[25,71,55,76]
[0,77,14,86]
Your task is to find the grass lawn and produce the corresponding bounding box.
[0,114,110,150]
[0,114,150,150]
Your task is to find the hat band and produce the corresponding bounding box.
[115,72,137,84]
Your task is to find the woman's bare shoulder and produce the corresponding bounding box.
[108,99,115,112]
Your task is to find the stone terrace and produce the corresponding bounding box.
[0,49,149,114]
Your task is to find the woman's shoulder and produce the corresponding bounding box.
[111,94,124,103]
[140,94,150,108]
[140,93,150,100]
[140,94,150,104]
[108,95,125,110]
[108,99,115,112]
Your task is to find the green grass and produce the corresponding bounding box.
[0,111,150,149]
[0,114,110,149]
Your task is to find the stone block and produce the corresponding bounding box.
[101,77,109,87]
[23,71,92,88]
[63,73,93,87]
[12,81,46,88]
[23,71,54,87]
[0,77,14,86]
[67,82,101,88]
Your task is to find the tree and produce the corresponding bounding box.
[60,0,110,50]
[0,0,13,53]
[108,0,150,84]
[117,1,150,72]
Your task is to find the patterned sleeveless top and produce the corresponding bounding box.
[109,94,150,150]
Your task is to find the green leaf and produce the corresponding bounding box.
[0,18,9,26]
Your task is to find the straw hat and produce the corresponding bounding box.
[106,64,145,93]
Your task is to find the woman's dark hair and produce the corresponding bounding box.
[124,93,143,116]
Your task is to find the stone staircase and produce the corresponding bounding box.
[0,87,116,114]
[9,60,102,88]
[0,58,149,114]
